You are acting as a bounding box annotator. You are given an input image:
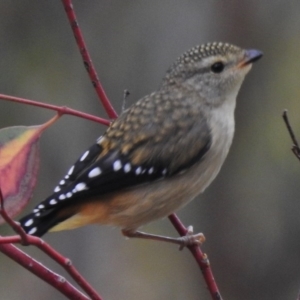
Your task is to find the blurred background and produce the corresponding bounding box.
[0,1,300,299]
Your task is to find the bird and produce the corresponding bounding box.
[19,42,262,246]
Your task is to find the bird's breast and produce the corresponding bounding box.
[73,99,236,231]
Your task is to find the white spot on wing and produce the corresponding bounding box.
[162,169,167,175]
[28,227,37,235]
[113,160,122,171]
[80,150,89,162]
[59,180,65,185]
[33,209,39,213]
[135,167,142,175]
[59,194,66,200]
[66,192,72,198]
[38,204,45,209]
[88,167,101,178]
[68,165,75,176]
[75,182,87,192]
[49,199,57,205]
[148,167,154,174]
[124,163,131,173]
[54,186,61,193]
[24,219,33,227]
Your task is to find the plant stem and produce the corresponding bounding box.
[61,0,118,119]
[0,93,110,126]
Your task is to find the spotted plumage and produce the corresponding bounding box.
[19,42,262,239]
[164,42,241,83]
[20,87,211,236]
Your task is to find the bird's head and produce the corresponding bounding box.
[163,42,263,106]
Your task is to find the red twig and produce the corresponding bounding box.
[282,110,300,161]
[0,188,102,300]
[0,236,102,300]
[168,214,223,300]
[0,188,29,245]
[0,242,89,300]
[0,93,110,126]
[61,0,118,120]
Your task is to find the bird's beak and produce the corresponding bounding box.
[238,49,263,68]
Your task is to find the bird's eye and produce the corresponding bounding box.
[211,62,225,73]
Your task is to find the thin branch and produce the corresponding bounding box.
[122,89,130,112]
[0,93,110,126]
[282,110,300,161]
[0,188,29,245]
[168,214,223,300]
[0,188,103,300]
[0,235,102,300]
[0,242,89,300]
[61,0,118,119]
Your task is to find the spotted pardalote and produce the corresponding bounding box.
[19,42,262,246]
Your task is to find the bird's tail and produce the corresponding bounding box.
[19,208,73,237]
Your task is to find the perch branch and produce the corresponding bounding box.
[168,214,223,300]
[0,188,103,300]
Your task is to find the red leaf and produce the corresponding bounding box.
[0,115,59,224]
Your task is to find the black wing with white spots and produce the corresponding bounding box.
[19,87,212,236]
[53,141,103,192]
[19,141,105,236]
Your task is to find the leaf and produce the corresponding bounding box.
[0,114,60,224]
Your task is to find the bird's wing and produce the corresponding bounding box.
[19,89,211,236]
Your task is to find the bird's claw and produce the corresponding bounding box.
[178,226,205,250]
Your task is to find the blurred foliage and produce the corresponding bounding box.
[1,1,300,299]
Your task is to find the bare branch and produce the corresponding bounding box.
[282,110,300,161]
[122,89,130,112]
[0,93,110,126]
[61,0,118,119]
[0,242,89,299]
[168,214,223,300]
[0,187,103,300]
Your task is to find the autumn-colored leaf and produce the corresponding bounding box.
[0,114,60,224]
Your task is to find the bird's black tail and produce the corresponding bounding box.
[19,208,72,237]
